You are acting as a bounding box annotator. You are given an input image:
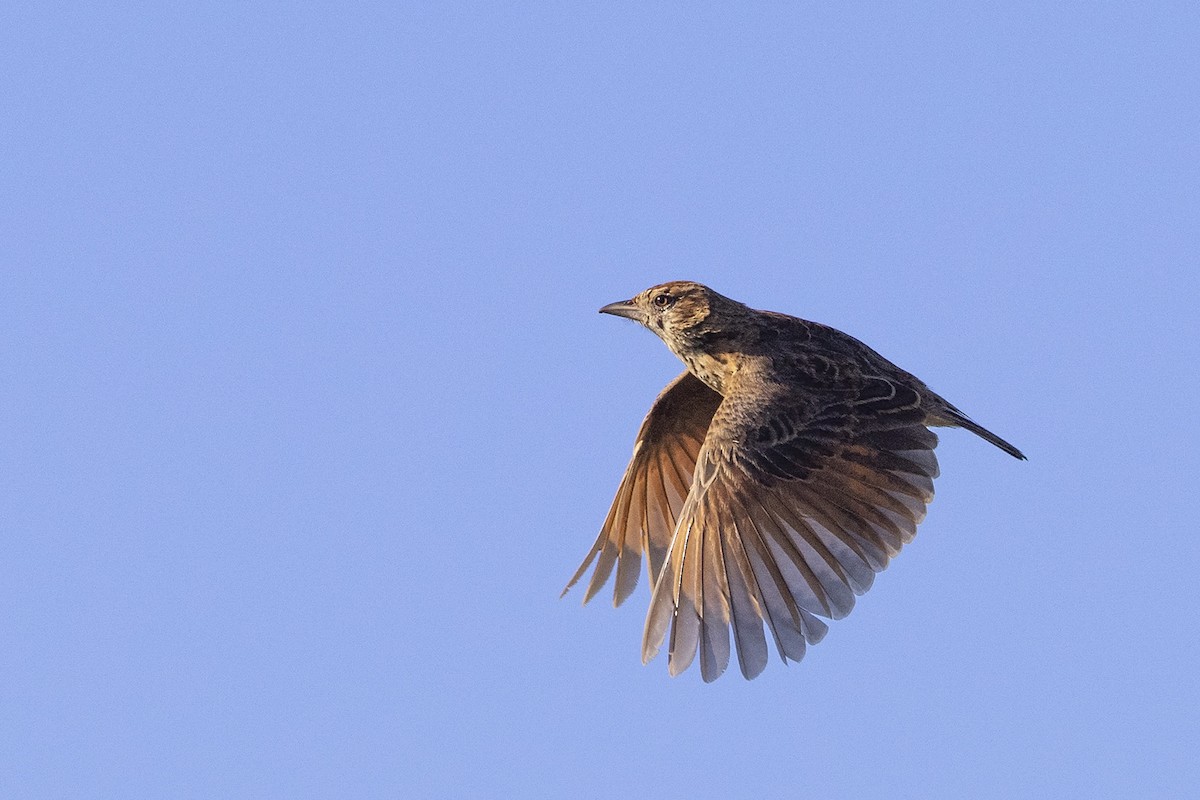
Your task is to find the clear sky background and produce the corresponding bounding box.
[3,2,1198,798]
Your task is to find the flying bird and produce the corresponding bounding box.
[564,281,1024,682]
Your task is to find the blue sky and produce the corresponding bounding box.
[3,2,1198,797]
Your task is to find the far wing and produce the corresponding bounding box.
[564,371,722,607]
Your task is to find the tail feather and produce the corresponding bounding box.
[935,408,1026,460]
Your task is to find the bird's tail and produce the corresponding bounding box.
[935,407,1027,460]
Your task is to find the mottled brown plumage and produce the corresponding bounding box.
[564,281,1024,682]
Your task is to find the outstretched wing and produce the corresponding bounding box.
[642,375,940,681]
[564,372,723,607]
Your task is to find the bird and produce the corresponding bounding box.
[563,281,1024,682]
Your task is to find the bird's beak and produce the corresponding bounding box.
[599,299,643,321]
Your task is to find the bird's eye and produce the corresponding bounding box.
[653,293,673,309]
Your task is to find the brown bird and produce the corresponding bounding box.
[564,281,1024,682]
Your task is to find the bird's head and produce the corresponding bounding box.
[599,282,755,386]
[599,281,741,340]
[600,280,752,395]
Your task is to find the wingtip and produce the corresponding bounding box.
[611,573,638,609]
[738,656,768,681]
[641,643,660,666]
[560,577,601,606]
[582,578,610,605]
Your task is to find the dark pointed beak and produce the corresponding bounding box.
[599,299,643,321]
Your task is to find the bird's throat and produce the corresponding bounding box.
[681,350,736,396]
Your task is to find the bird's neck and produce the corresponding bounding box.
[677,346,738,396]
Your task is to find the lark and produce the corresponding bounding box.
[564,281,1024,682]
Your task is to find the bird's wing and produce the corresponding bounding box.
[563,371,723,607]
[642,375,940,681]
